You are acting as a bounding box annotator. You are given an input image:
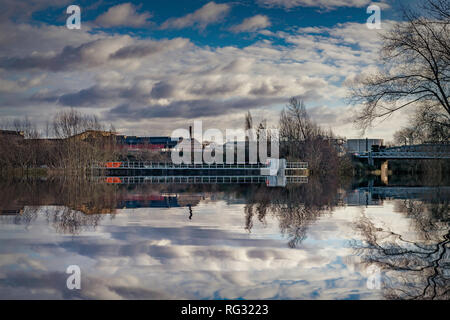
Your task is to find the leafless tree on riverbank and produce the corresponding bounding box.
[279,97,343,175]
[394,105,450,145]
[349,0,450,131]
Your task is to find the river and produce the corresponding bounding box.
[0,177,448,299]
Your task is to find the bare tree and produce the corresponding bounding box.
[245,111,253,132]
[0,110,118,175]
[414,104,450,141]
[278,97,340,174]
[53,108,102,139]
[394,127,419,145]
[13,117,40,139]
[52,109,107,171]
[394,104,450,144]
[349,0,450,131]
[427,0,450,20]
[279,97,312,143]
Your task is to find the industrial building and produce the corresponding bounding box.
[345,138,384,154]
[116,135,180,151]
[64,130,181,151]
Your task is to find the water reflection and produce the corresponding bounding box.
[0,178,448,300]
[244,178,340,248]
[352,192,449,300]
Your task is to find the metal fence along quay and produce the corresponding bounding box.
[96,175,309,185]
[93,161,309,170]
[91,160,309,187]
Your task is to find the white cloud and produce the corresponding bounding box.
[0,17,401,139]
[95,3,152,27]
[0,0,72,21]
[230,15,271,33]
[161,1,230,30]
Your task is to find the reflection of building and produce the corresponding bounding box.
[0,193,203,215]
[345,189,383,206]
[120,194,202,209]
[0,130,24,141]
[0,201,25,215]
[116,194,201,209]
[0,209,23,215]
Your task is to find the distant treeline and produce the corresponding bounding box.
[0,100,353,178]
[0,109,166,176]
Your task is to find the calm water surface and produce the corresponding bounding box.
[0,179,448,299]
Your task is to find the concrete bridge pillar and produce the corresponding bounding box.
[368,152,374,166]
[381,160,389,185]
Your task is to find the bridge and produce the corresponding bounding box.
[357,186,450,199]
[346,186,450,206]
[353,143,450,165]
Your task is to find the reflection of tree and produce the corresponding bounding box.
[354,198,449,300]
[13,206,39,229]
[0,178,116,234]
[6,205,104,235]
[244,177,339,248]
[0,179,235,235]
[44,206,103,235]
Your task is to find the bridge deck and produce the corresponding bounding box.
[355,152,450,160]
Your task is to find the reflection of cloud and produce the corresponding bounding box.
[0,271,170,300]
[2,185,443,299]
[5,189,440,300]
[0,201,388,300]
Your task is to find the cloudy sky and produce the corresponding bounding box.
[0,0,420,140]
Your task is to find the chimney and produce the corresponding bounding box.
[189,125,194,164]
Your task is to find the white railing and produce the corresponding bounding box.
[96,175,309,185]
[356,152,450,159]
[286,162,309,169]
[93,161,309,169]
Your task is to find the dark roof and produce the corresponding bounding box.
[0,130,24,137]
[116,136,180,147]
